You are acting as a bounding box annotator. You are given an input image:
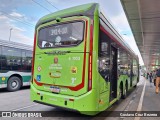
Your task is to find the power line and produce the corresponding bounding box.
[31,0,52,13]
[45,0,59,10]
[0,11,34,27]
[1,11,34,27]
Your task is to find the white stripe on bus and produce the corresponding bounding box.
[0,71,31,77]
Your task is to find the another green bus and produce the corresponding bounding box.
[0,39,32,91]
[31,3,139,115]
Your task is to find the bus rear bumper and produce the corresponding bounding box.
[30,83,99,115]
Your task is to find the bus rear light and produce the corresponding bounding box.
[88,24,93,91]
[88,78,92,90]
[31,32,36,83]
[89,55,92,81]
[69,98,74,101]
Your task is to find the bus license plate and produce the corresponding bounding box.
[50,86,60,93]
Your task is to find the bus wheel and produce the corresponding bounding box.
[134,84,137,88]
[119,86,123,99]
[7,76,21,92]
[116,87,122,104]
[122,87,127,99]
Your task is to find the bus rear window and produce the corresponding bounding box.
[38,21,84,48]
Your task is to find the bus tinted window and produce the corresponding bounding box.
[22,50,32,71]
[118,49,132,76]
[1,46,21,70]
[0,46,32,72]
[98,28,110,81]
[38,21,84,48]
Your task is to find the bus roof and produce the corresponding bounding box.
[36,3,97,28]
[36,3,138,60]
[99,11,138,59]
[0,39,33,51]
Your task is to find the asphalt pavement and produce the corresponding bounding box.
[0,76,160,120]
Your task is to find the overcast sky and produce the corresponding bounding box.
[0,0,144,65]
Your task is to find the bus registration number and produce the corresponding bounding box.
[50,86,60,93]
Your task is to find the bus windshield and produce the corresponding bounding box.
[38,21,84,48]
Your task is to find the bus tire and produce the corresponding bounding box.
[119,86,122,99]
[134,79,138,88]
[7,76,21,92]
[119,82,123,99]
[134,84,137,88]
[122,87,127,99]
[116,86,122,104]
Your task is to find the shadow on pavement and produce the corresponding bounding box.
[0,86,30,93]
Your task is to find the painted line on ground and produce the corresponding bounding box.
[11,104,38,111]
[134,79,146,120]
[0,104,38,116]
[120,88,139,119]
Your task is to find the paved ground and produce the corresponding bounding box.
[0,76,160,120]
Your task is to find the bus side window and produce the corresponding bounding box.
[44,42,51,47]
[98,27,110,82]
[127,55,132,77]
[22,50,32,71]
[133,59,138,76]
[118,49,131,76]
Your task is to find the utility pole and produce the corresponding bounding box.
[9,28,13,41]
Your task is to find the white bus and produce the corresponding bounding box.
[0,39,32,91]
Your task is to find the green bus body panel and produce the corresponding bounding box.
[33,16,91,97]
[92,7,111,111]
[31,83,98,115]
[33,52,89,96]
[0,77,9,84]
[31,3,139,115]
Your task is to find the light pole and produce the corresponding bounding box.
[9,28,13,41]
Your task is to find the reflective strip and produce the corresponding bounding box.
[23,82,30,86]
[0,84,7,88]
[0,71,31,77]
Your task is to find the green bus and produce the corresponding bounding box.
[0,39,32,91]
[30,3,139,115]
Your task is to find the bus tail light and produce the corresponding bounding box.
[88,24,93,91]
[31,32,36,83]
[69,98,74,101]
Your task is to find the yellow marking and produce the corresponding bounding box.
[71,66,77,74]
[2,77,6,81]
[99,99,104,104]
[109,98,117,105]
[49,71,61,78]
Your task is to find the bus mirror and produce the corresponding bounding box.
[56,17,61,22]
